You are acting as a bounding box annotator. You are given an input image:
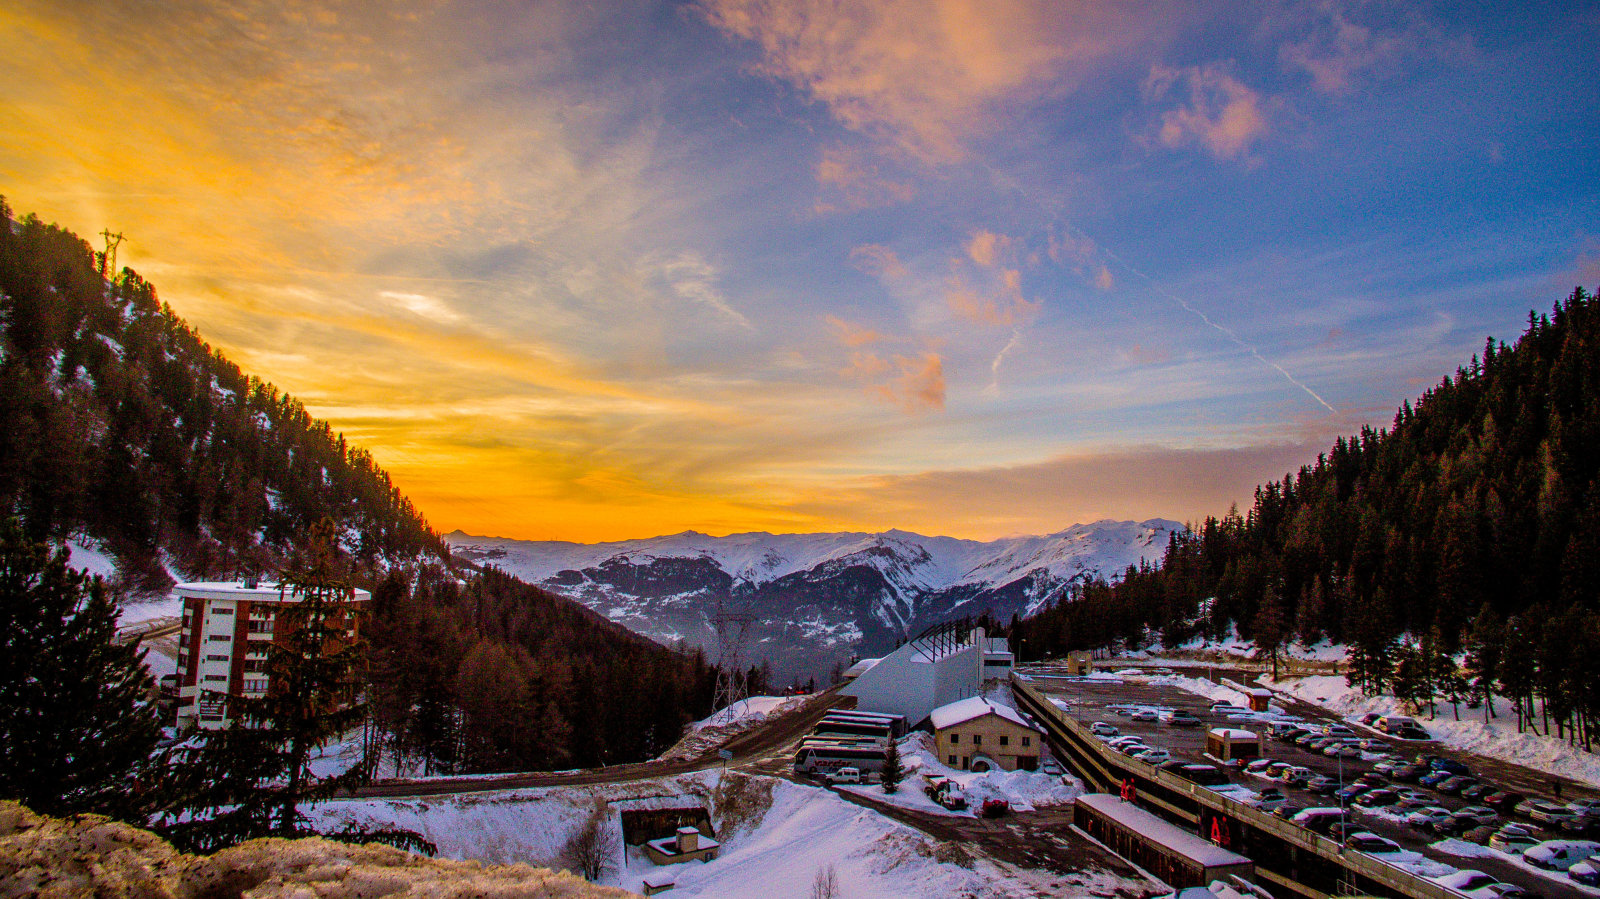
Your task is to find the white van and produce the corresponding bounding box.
[1524,840,1600,872]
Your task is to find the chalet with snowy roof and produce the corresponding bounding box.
[1205,728,1261,764]
[929,696,1042,772]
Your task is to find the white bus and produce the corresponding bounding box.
[793,740,888,776]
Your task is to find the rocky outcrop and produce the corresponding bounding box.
[0,802,632,899]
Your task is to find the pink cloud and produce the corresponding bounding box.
[1279,6,1470,96]
[876,352,946,413]
[967,229,1008,267]
[814,145,915,211]
[826,314,887,347]
[849,243,909,281]
[701,0,1169,165]
[1145,63,1270,161]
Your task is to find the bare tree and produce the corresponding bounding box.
[811,864,840,899]
[561,808,619,882]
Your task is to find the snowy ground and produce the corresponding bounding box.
[657,696,808,761]
[1262,674,1600,787]
[308,770,1143,898]
[837,732,1082,817]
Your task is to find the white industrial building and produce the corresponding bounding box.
[840,620,1014,727]
[174,580,369,730]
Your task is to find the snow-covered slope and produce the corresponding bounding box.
[448,520,1178,680]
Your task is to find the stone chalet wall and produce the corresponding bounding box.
[0,801,632,899]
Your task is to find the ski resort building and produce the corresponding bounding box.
[173,580,370,731]
[929,696,1043,771]
[840,619,1000,727]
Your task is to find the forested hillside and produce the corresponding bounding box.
[0,198,443,588]
[1016,286,1600,662]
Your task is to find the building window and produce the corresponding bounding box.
[208,634,230,642]
[211,607,234,615]
[1022,736,1031,747]
[206,654,228,662]
[999,735,1009,746]
[949,755,958,765]
[950,734,959,744]
[248,620,274,633]
[204,674,227,682]
[973,735,982,746]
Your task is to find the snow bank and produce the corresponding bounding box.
[838,732,1081,818]
[1263,674,1600,787]
[309,769,1097,898]
[692,696,803,731]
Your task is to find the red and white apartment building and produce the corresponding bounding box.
[174,580,370,730]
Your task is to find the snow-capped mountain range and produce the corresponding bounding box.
[446,519,1180,680]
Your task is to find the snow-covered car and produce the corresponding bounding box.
[1569,859,1600,887]
[1408,807,1455,831]
[1488,827,1540,855]
[1306,776,1339,795]
[1134,748,1172,766]
[1568,799,1600,816]
[1478,883,1533,899]
[1210,704,1249,716]
[1522,801,1578,826]
[1523,839,1600,871]
[939,789,968,811]
[826,766,862,784]
[1291,808,1345,834]
[1451,806,1499,828]
[1345,833,1402,855]
[1090,722,1120,737]
[1394,789,1432,808]
[1244,758,1275,776]
[1431,869,1501,899]
[1041,759,1063,775]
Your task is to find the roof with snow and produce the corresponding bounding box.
[1207,728,1260,740]
[929,696,1039,733]
[173,581,372,602]
[842,658,881,678]
[1076,794,1252,868]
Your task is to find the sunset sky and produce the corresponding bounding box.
[4,1,1597,542]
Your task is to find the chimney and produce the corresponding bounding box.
[675,826,699,852]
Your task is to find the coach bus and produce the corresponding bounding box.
[793,740,888,777]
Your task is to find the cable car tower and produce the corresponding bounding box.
[710,595,757,712]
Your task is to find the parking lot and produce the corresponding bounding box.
[1027,670,1596,899]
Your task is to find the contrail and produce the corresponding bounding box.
[1093,241,1337,414]
[987,327,1024,393]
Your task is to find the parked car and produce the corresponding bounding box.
[1357,737,1389,752]
[1375,757,1408,774]
[938,788,968,811]
[1277,766,1315,787]
[1134,748,1172,766]
[1272,803,1305,820]
[1167,710,1203,727]
[1392,763,1431,783]
[1393,723,1432,740]
[1460,782,1495,802]
[1485,791,1527,813]
[1453,806,1499,827]
[1479,884,1536,899]
[1395,793,1434,811]
[1173,764,1230,786]
[1561,811,1600,837]
[1335,783,1371,803]
[1429,757,1472,776]
[1524,840,1600,872]
[1245,788,1291,813]
[1262,761,1292,780]
[1354,772,1388,788]
[981,798,1010,818]
[1327,821,1366,842]
[1354,789,1400,809]
[1568,799,1600,816]
[1438,776,1481,795]
[1294,732,1321,747]
[1325,742,1363,759]
[1245,758,1276,776]
[1358,713,1384,727]
[1322,724,1356,738]
[1346,833,1403,854]
[1131,708,1159,722]
[1091,721,1120,737]
[1109,736,1146,751]
[1460,825,1499,846]
[1427,761,1465,783]
[1308,737,1338,751]
[1307,776,1340,795]
[1041,759,1063,776]
[1569,859,1600,887]
[826,766,862,784]
[1291,808,1345,834]
[1522,801,1579,827]
[1433,870,1503,899]
[1489,827,1541,855]
[1273,725,1309,742]
[1408,807,1456,831]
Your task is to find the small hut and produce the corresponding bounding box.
[1205,728,1262,764]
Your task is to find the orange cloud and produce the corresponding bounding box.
[966,229,1009,268]
[1145,63,1270,161]
[877,352,946,413]
[826,314,887,347]
[701,0,1168,164]
[815,145,915,211]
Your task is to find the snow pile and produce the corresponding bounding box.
[1147,674,1251,708]
[1262,674,1600,787]
[693,696,804,732]
[839,732,1082,817]
[658,695,808,761]
[0,800,629,898]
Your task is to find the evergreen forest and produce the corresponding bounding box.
[1013,286,1600,748]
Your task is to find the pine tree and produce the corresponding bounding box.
[0,518,163,819]
[1252,584,1287,680]
[880,738,903,795]
[1462,604,1503,723]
